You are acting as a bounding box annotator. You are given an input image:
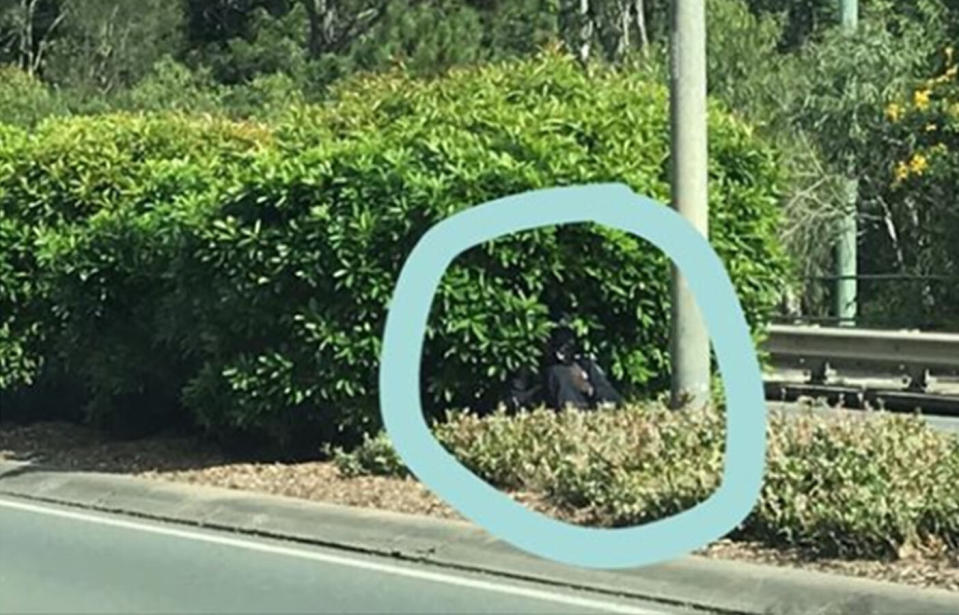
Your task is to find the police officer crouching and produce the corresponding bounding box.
[505,324,624,413]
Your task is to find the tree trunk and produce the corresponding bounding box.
[620,0,630,55]
[303,0,337,58]
[18,0,36,76]
[15,0,68,77]
[604,0,631,62]
[876,196,907,272]
[302,0,386,58]
[578,0,592,65]
[634,0,649,57]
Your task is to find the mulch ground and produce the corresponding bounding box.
[1,420,956,592]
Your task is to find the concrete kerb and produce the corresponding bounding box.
[0,460,957,615]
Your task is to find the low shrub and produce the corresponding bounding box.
[335,404,959,560]
[332,431,411,478]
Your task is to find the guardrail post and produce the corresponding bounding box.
[808,360,834,385]
[905,366,934,392]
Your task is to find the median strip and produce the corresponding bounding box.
[2,406,959,615]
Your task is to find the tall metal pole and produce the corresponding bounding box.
[840,0,858,30]
[835,0,858,326]
[668,0,711,410]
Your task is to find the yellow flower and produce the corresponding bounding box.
[914,88,931,110]
[926,123,938,132]
[910,153,929,175]
[894,160,910,183]
[885,102,903,122]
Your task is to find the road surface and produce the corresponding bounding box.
[0,497,695,615]
[767,400,959,434]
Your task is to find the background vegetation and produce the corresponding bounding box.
[4,0,959,325]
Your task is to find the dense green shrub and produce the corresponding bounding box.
[1,51,789,451]
[173,51,789,441]
[0,112,271,435]
[335,404,959,559]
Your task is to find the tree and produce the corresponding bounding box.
[0,0,69,77]
[469,0,561,61]
[41,0,186,95]
[301,0,389,58]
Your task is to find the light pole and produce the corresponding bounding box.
[668,0,711,410]
[836,0,858,327]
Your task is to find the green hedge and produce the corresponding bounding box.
[335,405,959,560]
[0,50,790,453]
[0,112,273,429]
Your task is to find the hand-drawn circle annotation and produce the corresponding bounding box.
[379,183,767,570]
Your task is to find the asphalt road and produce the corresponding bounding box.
[0,497,695,615]
[916,413,959,433]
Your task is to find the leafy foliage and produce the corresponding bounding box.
[0,111,273,436]
[40,0,186,96]
[0,64,69,128]
[336,403,959,560]
[853,45,959,328]
[0,51,788,452]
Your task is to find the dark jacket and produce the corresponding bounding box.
[505,348,623,412]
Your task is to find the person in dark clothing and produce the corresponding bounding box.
[505,364,544,412]
[505,325,624,412]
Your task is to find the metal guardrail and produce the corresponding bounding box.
[762,324,959,392]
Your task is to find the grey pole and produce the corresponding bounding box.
[836,0,858,326]
[668,0,711,410]
[840,0,858,30]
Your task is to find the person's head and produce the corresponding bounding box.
[548,325,578,365]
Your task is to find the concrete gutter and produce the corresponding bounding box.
[1,460,957,615]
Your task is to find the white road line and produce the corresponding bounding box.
[0,497,667,615]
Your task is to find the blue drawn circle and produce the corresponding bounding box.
[379,183,767,569]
